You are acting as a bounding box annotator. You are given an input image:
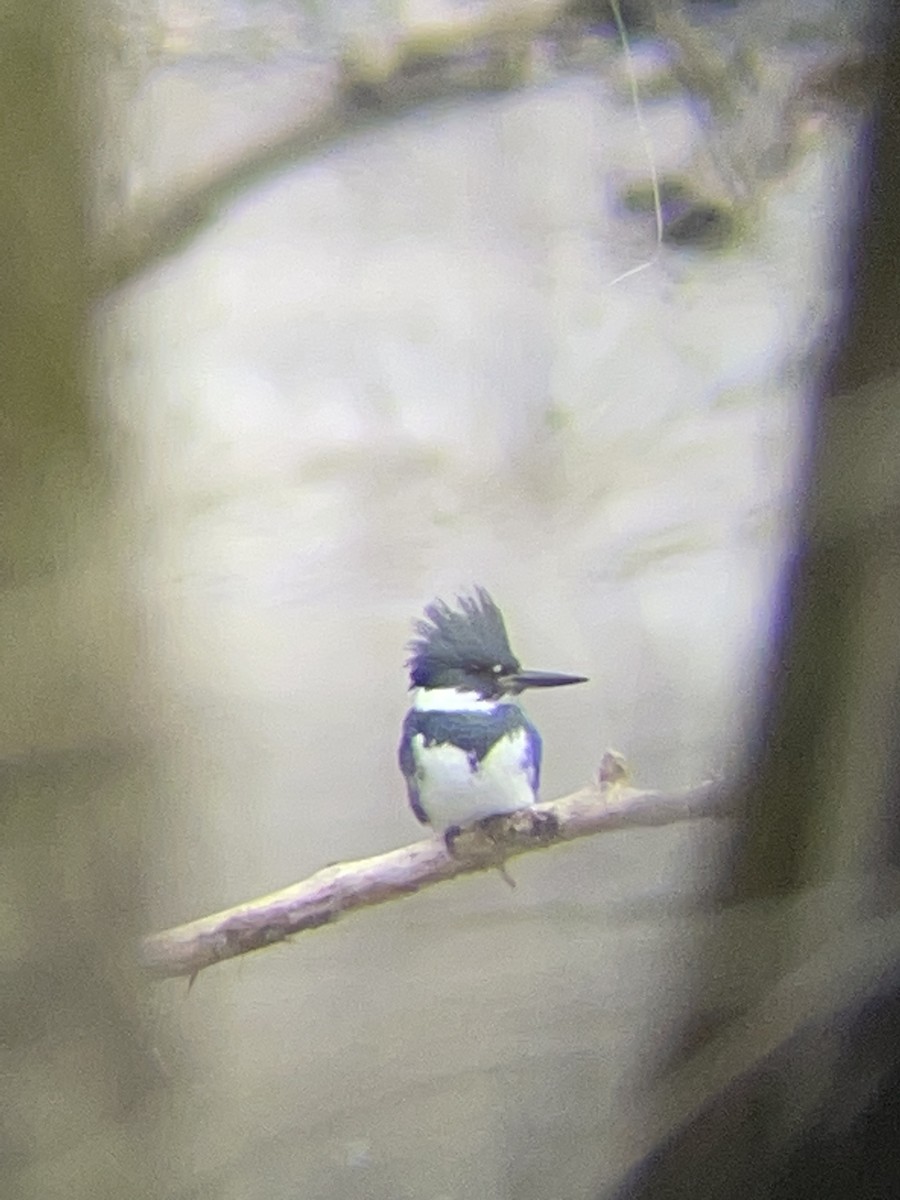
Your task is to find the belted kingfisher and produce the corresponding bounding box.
[398,588,587,834]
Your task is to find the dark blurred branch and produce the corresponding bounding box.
[140,754,729,981]
[609,900,900,1195]
[95,3,567,295]
[97,1,857,288]
[607,5,900,1197]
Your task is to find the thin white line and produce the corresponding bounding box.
[607,0,663,287]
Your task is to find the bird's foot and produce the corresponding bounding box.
[443,821,515,886]
[442,808,560,885]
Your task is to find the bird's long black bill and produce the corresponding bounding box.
[504,669,588,691]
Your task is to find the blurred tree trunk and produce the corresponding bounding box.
[0,5,166,1196]
[609,2,900,1197]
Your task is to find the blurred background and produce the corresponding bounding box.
[2,1,884,1197]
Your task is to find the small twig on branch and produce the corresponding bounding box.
[139,753,732,982]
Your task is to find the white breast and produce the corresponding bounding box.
[411,726,536,832]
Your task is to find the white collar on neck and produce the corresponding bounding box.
[412,687,504,713]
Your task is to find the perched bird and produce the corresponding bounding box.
[398,588,587,835]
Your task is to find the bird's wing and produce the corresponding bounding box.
[398,709,428,824]
[523,718,543,796]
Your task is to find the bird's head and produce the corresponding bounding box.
[407,588,587,700]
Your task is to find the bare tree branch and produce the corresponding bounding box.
[140,754,730,982]
[98,3,865,293]
[96,2,569,295]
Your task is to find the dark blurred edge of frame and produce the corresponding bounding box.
[609,1,900,1198]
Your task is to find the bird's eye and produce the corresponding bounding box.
[491,664,503,675]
